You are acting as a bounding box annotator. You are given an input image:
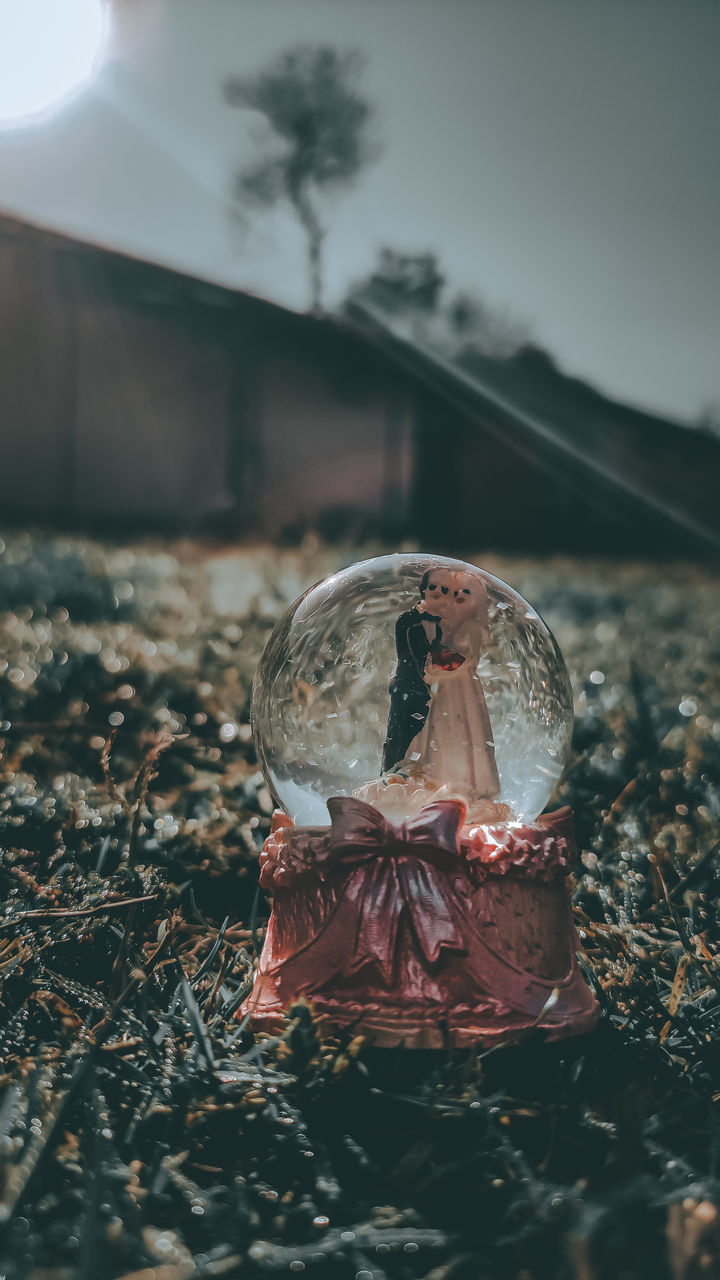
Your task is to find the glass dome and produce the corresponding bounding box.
[251,554,573,826]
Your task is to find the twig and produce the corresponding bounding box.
[0,895,159,929]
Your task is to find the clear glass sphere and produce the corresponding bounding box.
[251,554,573,826]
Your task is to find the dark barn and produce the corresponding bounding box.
[1,212,718,555]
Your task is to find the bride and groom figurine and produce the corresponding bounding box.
[364,566,509,824]
[242,563,598,1047]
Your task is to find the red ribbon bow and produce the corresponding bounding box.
[326,795,466,857]
[321,796,468,976]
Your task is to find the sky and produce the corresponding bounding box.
[0,0,718,422]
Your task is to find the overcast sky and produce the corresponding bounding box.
[0,0,718,421]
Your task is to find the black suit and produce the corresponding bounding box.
[382,607,441,772]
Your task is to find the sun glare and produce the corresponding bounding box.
[0,0,108,129]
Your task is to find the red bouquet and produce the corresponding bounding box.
[429,646,465,672]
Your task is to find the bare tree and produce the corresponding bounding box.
[225,46,375,312]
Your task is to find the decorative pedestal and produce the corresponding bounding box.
[242,799,598,1049]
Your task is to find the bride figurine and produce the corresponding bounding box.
[356,568,510,823]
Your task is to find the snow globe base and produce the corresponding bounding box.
[241,800,599,1049]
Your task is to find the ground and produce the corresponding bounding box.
[0,530,719,1280]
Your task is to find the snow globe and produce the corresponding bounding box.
[243,554,598,1047]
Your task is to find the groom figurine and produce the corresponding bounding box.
[382,569,452,772]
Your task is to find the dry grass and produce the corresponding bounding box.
[0,530,719,1279]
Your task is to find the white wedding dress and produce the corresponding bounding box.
[355,616,505,823]
[399,618,500,805]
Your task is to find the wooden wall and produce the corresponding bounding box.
[1,217,714,555]
[0,219,412,538]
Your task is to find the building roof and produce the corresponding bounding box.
[2,210,717,555]
[344,299,720,556]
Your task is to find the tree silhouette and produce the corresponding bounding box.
[225,46,375,311]
[446,290,534,357]
[348,248,445,316]
[345,249,533,357]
